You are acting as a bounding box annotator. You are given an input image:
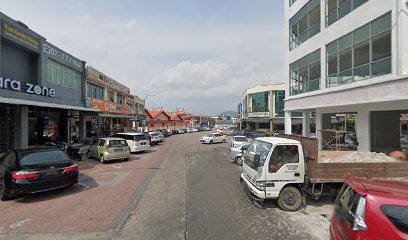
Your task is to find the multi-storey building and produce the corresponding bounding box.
[241,84,306,133]
[0,12,93,151]
[284,0,408,153]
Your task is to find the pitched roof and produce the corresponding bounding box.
[145,109,170,119]
[168,113,183,121]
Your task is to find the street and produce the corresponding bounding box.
[0,133,333,240]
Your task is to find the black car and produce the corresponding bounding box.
[171,129,179,135]
[0,147,79,200]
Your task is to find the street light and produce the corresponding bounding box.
[144,93,156,101]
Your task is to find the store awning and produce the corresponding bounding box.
[98,113,134,119]
[0,96,100,112]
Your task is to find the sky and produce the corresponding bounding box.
[0,0,285,115]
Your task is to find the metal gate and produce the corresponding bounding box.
[0,104,15,152]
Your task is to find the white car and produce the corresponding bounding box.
[149,132,164,145]
[231,135,248,147]
[200,133,226,144]
[113,133,150,153]
[229,142,251,165]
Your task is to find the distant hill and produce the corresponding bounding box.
[218,111,237,117]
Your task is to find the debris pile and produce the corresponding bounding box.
[319,151,403,163]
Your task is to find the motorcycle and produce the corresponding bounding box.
[66,144,82,161]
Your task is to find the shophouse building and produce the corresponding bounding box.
[131,95,146,131]
[85,66,134,138]
[0,12,93,152]
[145,109,171,131]
[241,83,307,134]
[284,0,408,153]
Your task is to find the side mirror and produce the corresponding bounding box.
[253,153,261,167]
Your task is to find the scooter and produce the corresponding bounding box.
[66,144,82,161]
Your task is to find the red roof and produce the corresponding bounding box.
[168,113,183,121]
[145,109,170,119]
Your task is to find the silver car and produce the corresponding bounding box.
[229,143,250,165]
[231,135,248,147]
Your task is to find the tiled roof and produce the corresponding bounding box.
[168,113,182,120]
[145,109,170,119]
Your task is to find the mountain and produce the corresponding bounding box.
[218,111,237,117]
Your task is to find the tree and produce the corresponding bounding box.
[217,116,223,120]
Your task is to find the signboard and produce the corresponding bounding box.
[91,98,133,115]
[87,67,130,94]
[2,21,40,52]
[43,42,83,71]
[248,112,270,118]
[0,77,55,98]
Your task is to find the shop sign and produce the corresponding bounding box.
[248,112,269,118]
[91,98,132,114]
[0,77,56,98]
[43,43,83,71]
[2,21,40,52]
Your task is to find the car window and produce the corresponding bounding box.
[244,140,272,170]
[109,140,127,147]
[234,137,247,142]
[20,150,70,167]
[335,185,361,225]
[269,145,299,173]
[118,135,132,141]
[381,205,408,234]
[98,140,106,147]
[134,135,147,141]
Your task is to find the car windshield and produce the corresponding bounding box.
[243,140,272,170]
[20,150,70,167]
[234,137,247,142]
[110,140,127,147]
[134,135,147,141]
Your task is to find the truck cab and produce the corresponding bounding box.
[240,137,306,211]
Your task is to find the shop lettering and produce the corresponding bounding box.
[0,77,56,98]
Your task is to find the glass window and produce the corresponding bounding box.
[381,205,408,234]
[335,185,362,225]
[339,48,352,71]
[290,49,321,96]
[47,59,82,90]
[372,13,391,36]
[98,140,105,147]
[372,30,391,61]
[326,0,368,27]
[269,145,299,173]
[354,40,370,67]
[243,140,272,171]
[275,91,285,117]
[251,92,269,112]
[328,54,338,75]
[353,24,370,44]
[339,34,352,51]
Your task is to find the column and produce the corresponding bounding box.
[284,111,292,134]
[14,106,29,148]
[315,111,323,150]
[355,110,370,152]
[270,119,273,134]
[302,111,311,137]
[79,112,87,143]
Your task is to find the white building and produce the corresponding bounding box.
[241,83,306,133]
[284,0,408,153]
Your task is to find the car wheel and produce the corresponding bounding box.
[87,151,92,159]
[277,186,303,211]
[209,140,213,144]
[236,156,243,166]
[100,155,105,164]
[0,179,11,201]
[230,156,238,163]
[223,139,226,143]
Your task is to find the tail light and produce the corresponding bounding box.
[12,171,39,180]
[106,144,110,151]
[62,165,79,174]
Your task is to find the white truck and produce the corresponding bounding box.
[240,136,408,211]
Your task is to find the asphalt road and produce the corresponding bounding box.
[0,132,333,240]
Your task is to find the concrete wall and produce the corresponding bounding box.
[371,111,401,152]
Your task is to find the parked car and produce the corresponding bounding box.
[158,129,170,138]
[330,176,408,240]
[143,132,152,144]
[192,128,199,132]
[178,129,185,134]
[200,133,226,144]
[113,133,150,153]
[229,142,250,165]
[149,132,164,145]
[231,135,248,147]
[171,129,179,135]
[186,129,192,133]
[166,129,173,136]
[87,138,130,163]
[0,147,79,200]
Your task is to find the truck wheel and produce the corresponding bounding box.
[277,186,302,211]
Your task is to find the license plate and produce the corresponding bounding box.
[114,148,122,152]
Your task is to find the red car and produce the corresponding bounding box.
[330,177,408,240]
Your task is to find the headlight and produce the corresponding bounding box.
[255,181,266,191]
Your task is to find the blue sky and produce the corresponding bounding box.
[0,0,285,115]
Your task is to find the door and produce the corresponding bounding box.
[216,134,223,143]
[263,144,304,198]
[96,139,106,157]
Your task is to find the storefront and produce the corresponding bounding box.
[0,12,94,152]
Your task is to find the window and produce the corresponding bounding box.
[243,140,272,171]
[326,12,391,87]
[98,140,105,147]
[117,94,125,104]
[289,0,321,50]
[326,0,368,27]
[335,185,362,225]
[269,145,299,173]
[275,91,285,117]
[87,82,104,100]
[47,59,81,90]
[251,92,269,112]
[289,0,298,7]
[289,49,321,96]
[381,205,408,234]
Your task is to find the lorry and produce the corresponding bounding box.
[240,135,408,211]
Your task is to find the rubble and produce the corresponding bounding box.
[319,151,403,163]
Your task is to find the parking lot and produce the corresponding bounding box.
[0,132,334,240]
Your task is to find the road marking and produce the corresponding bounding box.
[111,165,122,169]
[9,218,31,229]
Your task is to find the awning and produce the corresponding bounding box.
[98,113,134,119]
[0,96,99,112]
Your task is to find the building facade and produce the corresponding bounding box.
[0,12,93,151]
[241,84,306,133]
[85,66,135,138]
[284,0,408,153]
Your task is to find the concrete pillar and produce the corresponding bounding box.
[302,111,311,137]
[315,111,323,150]
[285,111,292,134]
[356,110,371,152]
[14,106,29,148]
[79,112,87,143]
[270,119,274,134]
